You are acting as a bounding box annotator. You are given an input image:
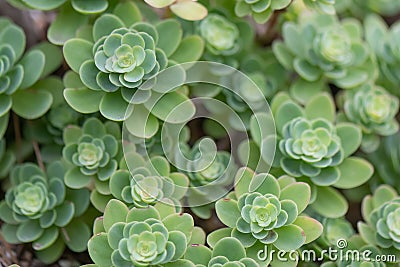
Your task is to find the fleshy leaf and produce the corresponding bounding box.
[212,237,246,261]
[170,1,208,21]
[19,50,45,89]
[103,199,129,232]
[88,233,113,267]
[125,105,159,138]
[207,228,232,248]
[215,198,240,228]
[334,157,373,189]
[336,123,362,158]
[145,92,195,123]
[184,245,211,265]
[63,39,94,73]
[280,182,311,214]
[293,216,323,244]
[12,89,53,119]
[305,93,335,122]
[274,225,306,251]
[71,0,108,14]
[170,36,204,63]
[64,88,104,113]
[63,220,91,252]
[48,5,88,45]
[156,19,182,57]
[311,186,348,218]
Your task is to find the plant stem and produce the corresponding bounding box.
[12,112,22,163]
[32,140,45,172]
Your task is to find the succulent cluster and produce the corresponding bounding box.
[185,237,259,267]
[61,117,121,212]
[178,138,237,219]
[359,186,400,250]
[273,13,376,89]
[0,162,91,263]
[1,0,400,266]
[337,84,399,152]
[246,92,373,218]
[85,199,194,267]
[199,14,240,56]
[63,2,201,139]
[110,150,188,210]
[0,18,62,138]
[214,167,323,264]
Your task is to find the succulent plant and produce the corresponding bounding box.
[1,0,400,265]
[273,13,376,89]
[365,14,400,98]
[63,2,202,138]
[367,132,400,191]
[86,199,195,267]
[303,0,336,14]
[176,137,237,219]
[246,92,373,218]
[185,237,259,267]
[0,162,91,264]
[358,185,400,252]
[235,0,291,24]
[144,0,208,21]
[214,167,323,265]
[337,84,399,152]
[109,150,189,210]
[199,14,240,56]
[0,18,62,138]
[62,117,121,210]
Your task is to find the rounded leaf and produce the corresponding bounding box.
[280,182,311,214]
[170,35,204,63]
[215,198,240,228]
[274,224,306,251]
[170,1,208,21]
[47,5,88,45]
[103,199,129,231]
[311,186,348,218]
[125,105,159,138]
[71,0,108,14]
[88,233,113,267]
[293,216,323,244]
[336,123,362,158]
[12,89,53,119]
[63,38,94,73]
[305,93,335,122]
[212,237,246,261]
[64,88,104,113]
[334,157,373,189]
